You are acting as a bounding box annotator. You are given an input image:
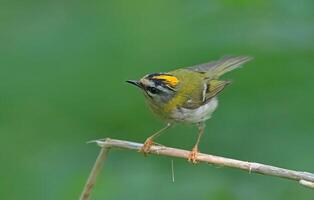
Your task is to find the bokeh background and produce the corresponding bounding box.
[1,0,314,199]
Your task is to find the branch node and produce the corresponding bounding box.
[95,138,112,148]
[248,162,252,174]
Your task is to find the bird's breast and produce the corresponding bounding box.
[169,97,219,123]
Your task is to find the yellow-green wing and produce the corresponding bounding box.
[205,80,230,101]
[179,79,230,109]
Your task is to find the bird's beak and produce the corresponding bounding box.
[126,80,142,89]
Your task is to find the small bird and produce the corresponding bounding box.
[127,56,252,163]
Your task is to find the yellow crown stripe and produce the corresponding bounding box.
[153,75,179,87]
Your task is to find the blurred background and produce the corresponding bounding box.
[1,0,314,199]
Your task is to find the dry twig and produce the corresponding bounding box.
[79,146,110,200]
[80,138,314,200]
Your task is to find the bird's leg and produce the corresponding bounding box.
[188,122,206,164]
[140,123,172,155]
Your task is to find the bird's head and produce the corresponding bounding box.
[127,73,180,106]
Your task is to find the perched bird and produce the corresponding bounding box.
[127,56,252,163]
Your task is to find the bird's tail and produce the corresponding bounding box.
[207,56,253,78]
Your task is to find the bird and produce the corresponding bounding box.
[126,56,252,163]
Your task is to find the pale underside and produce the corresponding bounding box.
[169,97,218,123]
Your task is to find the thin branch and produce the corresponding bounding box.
[98,138,314,186]
[80,146,110,200]
[80,138,314,199]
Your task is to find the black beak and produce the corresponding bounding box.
[126,80,142,88]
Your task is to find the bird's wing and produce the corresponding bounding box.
[185,56,253,78]
[181,79,230,109]
[204,79,230,101]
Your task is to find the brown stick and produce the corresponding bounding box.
[80,138,314,199]
[79,146,110,200]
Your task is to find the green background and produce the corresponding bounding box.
[1,0,314,199]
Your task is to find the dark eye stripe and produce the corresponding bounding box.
[146,86,160,94]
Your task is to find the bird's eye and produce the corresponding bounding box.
[147,86,160,94]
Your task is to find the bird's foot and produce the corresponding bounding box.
[139,138,154,155]
[187,146,199,164]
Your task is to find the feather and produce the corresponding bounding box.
[205,80,230,101]
[186,56,253,78]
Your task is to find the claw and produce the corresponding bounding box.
[187,147,199,164]
[139,138,153,155]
